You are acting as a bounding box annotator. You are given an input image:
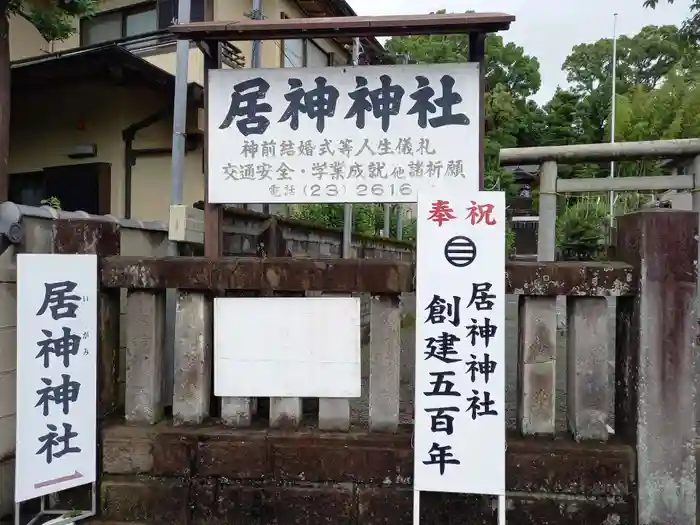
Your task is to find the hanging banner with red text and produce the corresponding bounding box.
[414,191,506,496]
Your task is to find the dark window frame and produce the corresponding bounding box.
[279,12,330,68]
[79,0,205,47]
[306,39,331,67]
[80,1,156,46]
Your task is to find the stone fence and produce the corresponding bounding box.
[34,208,698,525]
[0,201,413,520]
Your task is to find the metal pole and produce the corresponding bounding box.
[251,0,262,68]
[342,38,360,258]
[394,52,410,243]
[164,0,192,408]
[169,0,191,225]
[383,204,391,237]
[609,12,618,230]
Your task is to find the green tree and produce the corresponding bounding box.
[645,0,700,47]
[563,25,683,94]
[291,204,376,235]
[385,11,544,194]
[560,25,685,146]
[541,88,583,146]
[546,25,690,181]
[615,67,700,140]
[290,204,418,242]
[384,11,541,97]
[0,0,99,201]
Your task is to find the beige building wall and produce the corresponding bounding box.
[8,0,351,223]
[10,81,205,221]
[8,15,50,60]
[9,0,350,76]
[253,0,350,67]
[9,0,207,84]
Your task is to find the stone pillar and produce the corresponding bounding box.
[221,397,252,427]
[317,292,352,431]
[369,294,401,432]
[537,160,557,261]
[125,291,165,424]
[517,296,557,435]
[172,291,212,425]
[269,398,302,428]
[616,209,697,525]
[566,296,610,441]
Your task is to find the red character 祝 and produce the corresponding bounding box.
[466,201,496,226]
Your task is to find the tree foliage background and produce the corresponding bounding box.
[292,4,700,253]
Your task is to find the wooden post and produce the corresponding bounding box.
[53,219,121,415]
[468,31,486,190]
[616,209,697,525]
[203,39,223,259]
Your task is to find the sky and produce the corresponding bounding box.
[345,0,692,104]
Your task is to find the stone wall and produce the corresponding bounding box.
[0,265,15,519]
[0,203,415,519]
[99,424,635,525]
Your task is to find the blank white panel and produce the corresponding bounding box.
[214,297,361,398]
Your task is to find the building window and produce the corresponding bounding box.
[306,40,330,67]
[281,38,329,67]
[282,39,304,67]
[80,0,205,47]
[279,12,329,68]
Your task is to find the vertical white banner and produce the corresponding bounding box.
[414,191,506,496]
[15,254,98,502]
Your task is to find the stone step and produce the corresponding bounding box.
[86,521,147,525]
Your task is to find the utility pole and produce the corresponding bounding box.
[169,0,191,240]
[165,0,192,406]
[251,0,262,69]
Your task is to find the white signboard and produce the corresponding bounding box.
[414,191,506,496]
[207,63,480,204]
[214,297,361,397]
[15,254,97,502]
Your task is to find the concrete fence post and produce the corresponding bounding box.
[368,294,401,432]
[172,291,212,425]
[537,160,557,262]
[616,209,697,525]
